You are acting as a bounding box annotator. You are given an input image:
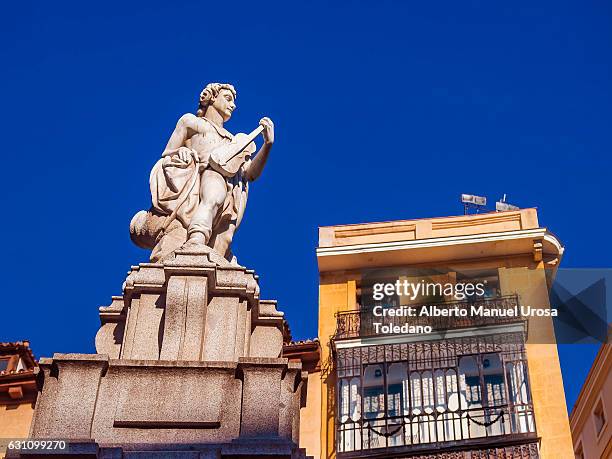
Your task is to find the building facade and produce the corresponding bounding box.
[0,341,37,438]
[571,344,612,458]
[297,209,574,459]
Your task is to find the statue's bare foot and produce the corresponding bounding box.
[181,233,207,250]
[177,234,233,266]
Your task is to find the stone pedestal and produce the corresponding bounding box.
[17,248,309,459]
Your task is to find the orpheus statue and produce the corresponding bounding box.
[130,83,274,263]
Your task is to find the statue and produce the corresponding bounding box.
[130,83,274,263]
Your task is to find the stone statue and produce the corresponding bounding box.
[130,83,274,263]
[30,84,305,457]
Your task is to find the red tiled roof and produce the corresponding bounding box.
[0,341,37,370]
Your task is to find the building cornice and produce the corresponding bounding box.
[317,227,563,272]
[317,228,556,256]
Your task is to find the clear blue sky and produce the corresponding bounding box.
[1,1,610,411]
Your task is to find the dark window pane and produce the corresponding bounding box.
[482,353,506,406]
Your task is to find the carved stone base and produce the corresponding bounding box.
[22,248,307,458]
[24,355,305,456]
[97,247,285,362]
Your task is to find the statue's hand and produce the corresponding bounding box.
[259,117,274,145]
[177,146,198,164]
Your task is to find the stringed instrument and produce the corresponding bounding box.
[208,124,264,177]
[157,123,264,240]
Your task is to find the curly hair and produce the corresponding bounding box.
[196,83,236,117]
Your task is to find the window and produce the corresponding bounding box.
[335,334,536,453]
[0,358,9,372]
[594,398,607,436]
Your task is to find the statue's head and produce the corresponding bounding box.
[197,83,236,122]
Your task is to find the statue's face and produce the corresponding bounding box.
[211,88,236,122]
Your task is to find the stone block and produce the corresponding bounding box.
[250,324,283,358]
[125,293,165,360]
[202,296,241,361]
[250,300,284,358]
[161,276,208,360]
[89,360,242,444]
[30,354,108,439]
[238,358,286,438]
[278,364,304,443]
[95,297,126,358]
[112,365,225,427]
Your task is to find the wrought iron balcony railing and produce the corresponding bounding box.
[337,403,538,456]
[334,295,523,340]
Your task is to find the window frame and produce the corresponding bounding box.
[0,355,18,372]
[592,394,608,441]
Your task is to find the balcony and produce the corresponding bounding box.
[333,295,523,341]
[334,333,537,457]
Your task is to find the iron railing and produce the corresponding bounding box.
[337,404,538,455]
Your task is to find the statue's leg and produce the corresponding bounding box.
[186,169,226,245]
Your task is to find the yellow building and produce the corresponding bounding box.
[571,344,612,458]
[295,208,574,459]
[0,341,37,438]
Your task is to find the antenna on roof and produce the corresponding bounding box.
[496,194,519,212]
[461,194,487,215]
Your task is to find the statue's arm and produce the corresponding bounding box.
[161,113,200,157]
[245,117,274,181]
